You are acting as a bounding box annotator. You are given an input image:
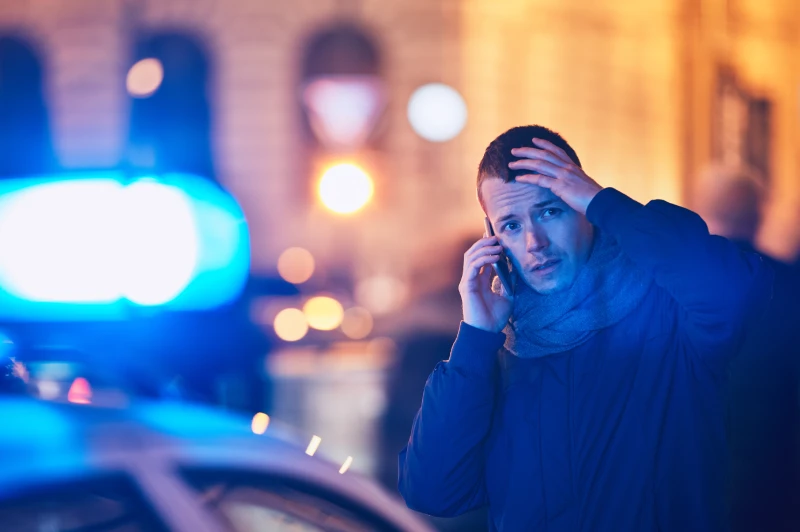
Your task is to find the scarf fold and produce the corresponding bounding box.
[504,230,652,358]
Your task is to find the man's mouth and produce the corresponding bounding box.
[530,259,561,274]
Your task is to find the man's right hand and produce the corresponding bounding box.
[459,236,514,333]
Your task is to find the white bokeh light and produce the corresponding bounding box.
[355,275,408,315]
[407,83,467,142]
[0,181,125,303]
[303,296,344,331]
[318,163,374,215]
[118,180,198,306]
[273,308,309,342]
[251,412,270,434]
[302,76,385,149]
[0,179,198,306]
[341,306,373,339]
[277,247,315,284]
[126,58,164,98]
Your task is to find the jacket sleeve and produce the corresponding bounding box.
[397,322,503,517]
[586,187,773,367]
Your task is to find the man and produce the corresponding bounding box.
[398,125,772,531]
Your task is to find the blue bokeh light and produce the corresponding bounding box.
[0,172,249,320]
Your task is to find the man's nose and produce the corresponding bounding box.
[526,227,549,253]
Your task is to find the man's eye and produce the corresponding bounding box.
[502,222,520,232]
[542,208,561,218]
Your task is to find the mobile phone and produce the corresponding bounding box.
[483,217,514,296]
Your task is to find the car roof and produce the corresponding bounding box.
[0,397,431,531]
[0,397,291,492]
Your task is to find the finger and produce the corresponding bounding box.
[470,245,503,260]
[515,174,556,189]
[530,137,573,165]
[464,238,500,263]
[464,254,500,280]
[508,158,561,178]
[466,236,499,254]
[464,246,503,276]
[509,147,566,168]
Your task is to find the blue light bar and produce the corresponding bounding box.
[0,172,249,320]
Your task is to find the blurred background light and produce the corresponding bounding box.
[303,296,344,331]
[339,456,353,474]
[11,359,28,383]
[366,337,398,357]
[37,380,60,401]
[355,275,408,315]
[305,435,322,456]
[0,173,249,319]
[273,308,309,342]
[118,180,198,305]
[341,307,373,339]
[126,58,164,98]
[277,247,315,284]
[407,83,467,142]
[318,163,373,215]
[0,179,124,303]
[251,412,270,434]
[67,377,91,405]
[302,76,385,149]
[0,332,14,358]
[171,174,249,311]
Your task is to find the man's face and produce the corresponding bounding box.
[481,177,595,295]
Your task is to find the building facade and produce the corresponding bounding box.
[1,0,798,286]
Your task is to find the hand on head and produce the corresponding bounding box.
[508,138,603,215]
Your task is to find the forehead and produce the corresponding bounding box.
[480,177,558,219]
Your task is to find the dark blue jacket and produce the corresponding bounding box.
[398,188,771,531]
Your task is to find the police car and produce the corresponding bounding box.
[0,395,431,532]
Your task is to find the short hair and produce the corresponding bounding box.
[477,125,581,208]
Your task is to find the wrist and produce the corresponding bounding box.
[463,318,502,334]
[577,185,604,215]
[448,322,506,375]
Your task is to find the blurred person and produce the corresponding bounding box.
[694,165,766,251]
[398,125,772,531]
[696,165,800,531]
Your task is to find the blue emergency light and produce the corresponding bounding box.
[0,172,249,320]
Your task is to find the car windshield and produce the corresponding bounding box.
[183,469,399,532]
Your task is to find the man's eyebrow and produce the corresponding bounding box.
[495,199,563,224]
[496,213,516,224]
[533,199,560,209]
